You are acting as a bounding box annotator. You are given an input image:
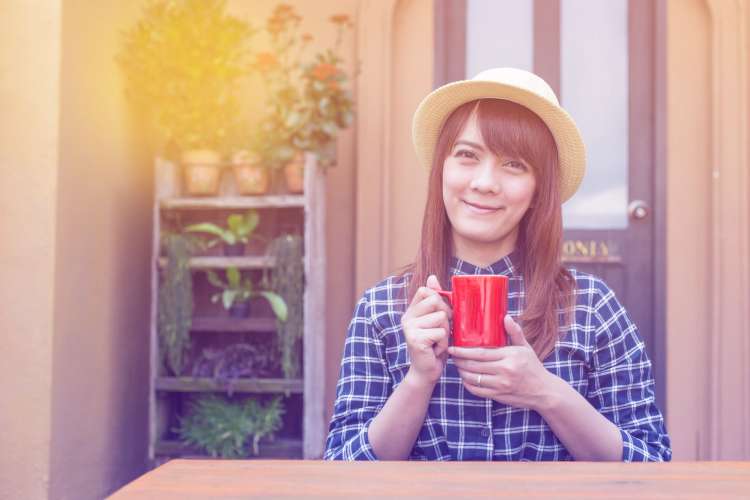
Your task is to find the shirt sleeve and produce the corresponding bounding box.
[324,292,392,460]
[586,280,672,462]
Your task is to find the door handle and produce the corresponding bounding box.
[628,200,650,220]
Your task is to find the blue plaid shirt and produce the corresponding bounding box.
[324,252,672,461]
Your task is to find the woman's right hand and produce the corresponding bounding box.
[401,275,452,388]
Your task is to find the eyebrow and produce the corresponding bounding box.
[453,140,485,151]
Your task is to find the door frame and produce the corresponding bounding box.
[433,0,668,415]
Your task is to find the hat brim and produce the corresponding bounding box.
[412,80,586,203]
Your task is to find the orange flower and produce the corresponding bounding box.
[267,18,283,35]
[327,81,340,92]
[330,14,350,25]
[274,4,294,14]
[254,52,279,71]
[311,63,338,81]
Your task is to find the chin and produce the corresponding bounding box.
[455,227,508,245]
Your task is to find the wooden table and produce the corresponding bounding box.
[110,460,750,499]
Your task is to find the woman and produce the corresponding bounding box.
[324,68,671,461]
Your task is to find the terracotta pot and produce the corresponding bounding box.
[283,151,305,194]
[182,149,222,196]
[232,150,269,195]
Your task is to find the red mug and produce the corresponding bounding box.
[437,275,509,347]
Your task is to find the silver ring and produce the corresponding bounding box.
[476,374,482,387]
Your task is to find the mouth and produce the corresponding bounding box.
[462,200,504,215]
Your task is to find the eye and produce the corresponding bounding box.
[454,149,478,160]
[504,160,528,171]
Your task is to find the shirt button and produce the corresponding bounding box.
[480,427,491,438]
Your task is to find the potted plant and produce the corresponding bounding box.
[185,210,262,256]
[206,267,288,320]
[178,395,285,458]
[117,0,256,195]
[181,150,225,196]
[231,149,270,195]
[250,5,355,193]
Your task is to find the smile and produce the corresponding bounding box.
[462,200,503,214]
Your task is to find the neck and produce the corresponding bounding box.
[452,229,518,268]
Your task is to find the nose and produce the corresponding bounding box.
[469,159,500,194]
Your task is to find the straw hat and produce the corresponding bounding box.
[411,67,586,202]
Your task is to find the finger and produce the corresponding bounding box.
[448,346,505,361]
[408,285,435,309]
[462,380,498,400]
[411,309,451,330]
[452,358,499,374]
[425,274,443,292]
[415,327,449,349]
[505,315,530,347]
[456,368,494,387]
[408,293,453,320]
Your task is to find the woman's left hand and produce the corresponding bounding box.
[448,315,555,411]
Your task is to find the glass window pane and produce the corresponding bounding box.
[465,0,533,77]
[560,0,629,229]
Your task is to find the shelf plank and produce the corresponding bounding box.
[158,256,276,269]
[154,438,303,459]
[155,377,303,394]
[160,195,305,210]
[191,316,277,333]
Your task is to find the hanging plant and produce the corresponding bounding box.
[157,233,195,376]
[268,234,304,379]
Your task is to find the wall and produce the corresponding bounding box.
[0,1,62,499]
[665,0,712,460]
[49,1,153,498]
[666,0,750,460]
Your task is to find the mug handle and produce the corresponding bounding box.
[436,290,452,302]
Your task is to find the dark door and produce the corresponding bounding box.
[435,0,664,411]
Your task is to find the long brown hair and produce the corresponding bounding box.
[404,99,575,360]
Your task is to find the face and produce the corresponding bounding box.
[442,112,537,261]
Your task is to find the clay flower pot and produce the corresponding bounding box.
[232,150,269,195]
[283,151,305,194]
[182,149,223,196]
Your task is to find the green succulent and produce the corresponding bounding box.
[185,211,261,248]
[206,267,288,321]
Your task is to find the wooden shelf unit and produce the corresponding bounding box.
[148,154,326,463]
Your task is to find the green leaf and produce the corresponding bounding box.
[226,214,243,234]
[185,223,230,242]
[205,270,225,288]
[284,110,302,129]
[222,289,236,309]
[226,267,241,288]
[243,210,260,236]
[257,291,288,322]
